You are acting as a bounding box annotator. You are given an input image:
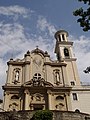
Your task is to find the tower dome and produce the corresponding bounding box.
[54,30,68,42]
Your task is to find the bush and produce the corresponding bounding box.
[32,110,53,120]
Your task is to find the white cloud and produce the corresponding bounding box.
[0,5,32,20]
[37,16,56,37]
[0,21,55,58]
[0,22,26,57]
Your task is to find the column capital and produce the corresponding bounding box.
[4,91,9,95]
[24,89,29,94]
[47,90,52,95]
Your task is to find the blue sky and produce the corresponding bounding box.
[0,0,90,98]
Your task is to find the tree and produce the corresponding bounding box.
[31,110,53,120]
[73,0,90,31]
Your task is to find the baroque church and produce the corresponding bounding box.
[2,30,90,114]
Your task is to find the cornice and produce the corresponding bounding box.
[7,61,30,65]
[44,62,67,66]
[64,58,77,61]
[2,84,72,93]
[2,85,22,90]
[52,86,72,91]
[72,86,90,91]
[56,41,73,45]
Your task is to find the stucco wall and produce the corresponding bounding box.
[71,88,90,114]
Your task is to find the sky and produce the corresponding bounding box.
[0,0,90,98]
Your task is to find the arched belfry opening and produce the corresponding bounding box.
[64,48,70,58]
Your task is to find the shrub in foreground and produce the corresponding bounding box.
[32,110,53,120]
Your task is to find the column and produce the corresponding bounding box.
[3,92,9,111]
[24,90,29,110]
[61,66,69,86]
[25,63,30,82]
[7,63,12,84]
[24,53,30,82]
[47,90,52,110]
[65,93,72,111]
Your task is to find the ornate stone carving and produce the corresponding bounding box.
[25,78,53,87]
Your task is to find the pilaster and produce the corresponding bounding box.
[47,90,53,110]
[61,66,69,86]
[65,93,72,111]
[7,64,12,84]
[24,52,30,82]
[3,92,9,111]
[24,89,29,110]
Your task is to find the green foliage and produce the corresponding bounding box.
[78,0,90,4]
[32,110,53,120]
[73,0,90,31]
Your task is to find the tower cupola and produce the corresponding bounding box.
[54,30,68,42]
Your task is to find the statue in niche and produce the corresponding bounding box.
[53,69,62,85]
[56,72,60,82]
[15,71,19,81]
[55,72,60,84]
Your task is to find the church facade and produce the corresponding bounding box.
[2,30,90,114]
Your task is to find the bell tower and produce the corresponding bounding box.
[54,30,74,61]
[54,30,81,86]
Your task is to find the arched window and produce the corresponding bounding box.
[62,34,65,41]
[72,93,78,100]
[75,109,80,113]
[56,95,64,100]
[58,35,61,41]
[11,95,19,100]
[57,52,60,61]
[64,48,69,58]
[71,81,75,86]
